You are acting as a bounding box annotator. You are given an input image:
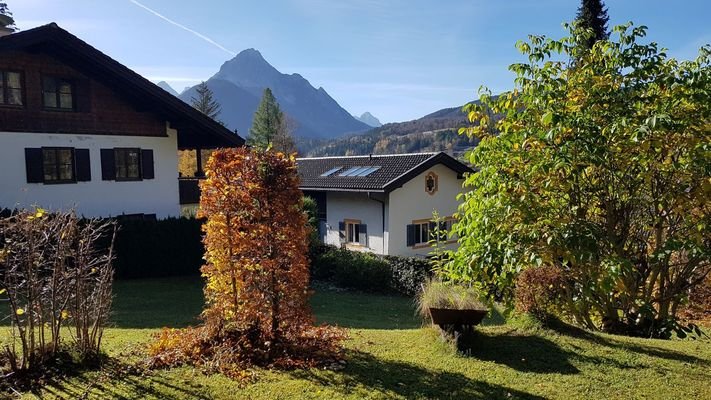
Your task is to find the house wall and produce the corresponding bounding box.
[323,191,387,255]
[387,163,465,257]
[0,126,180,218]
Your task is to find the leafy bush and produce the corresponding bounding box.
[514,265,565,322]
[311,246,432,296]
[112,217,203,279]
[148,148,344,378]
[0,209,115,388]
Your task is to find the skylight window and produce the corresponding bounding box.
[320,166,343,177]
[337,166,382,177]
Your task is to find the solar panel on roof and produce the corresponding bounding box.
[338,167,361,176]
[355,166,381,176]
[320,166,343,177]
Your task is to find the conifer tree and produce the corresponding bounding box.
[575,0,610,48]
[248,88,295,153]
[190,81,222,121]
[0,2,16,31]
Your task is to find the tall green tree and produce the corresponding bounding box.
[575,0,609,48]
[248,88,296,153]
[447,22,710,338]
[190,81,222,121]
[0,2,15,31]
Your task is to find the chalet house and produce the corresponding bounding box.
[297,152,472,257]
[0,24,243,218]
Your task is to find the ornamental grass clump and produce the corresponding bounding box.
[148,148,345,379]
[417,280,487,319]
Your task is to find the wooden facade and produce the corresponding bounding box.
[0,50,166,137]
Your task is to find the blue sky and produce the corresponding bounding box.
[9,0,710,123]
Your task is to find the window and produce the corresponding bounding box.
[114,148,142,181]
[42,147,75,183]
[407,217,456,247]
[42,76,74,110]
[340,219,367,246]
[0,71,23,106]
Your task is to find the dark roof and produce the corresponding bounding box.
[297,152,472,193]
[0,23,244,149]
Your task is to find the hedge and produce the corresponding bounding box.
[311,245,432,296]
[112,217,203,279]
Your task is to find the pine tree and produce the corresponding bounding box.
[575,0,610,48]
[0,2,16,31]
[248,88,295,153]
[190,81,222,121]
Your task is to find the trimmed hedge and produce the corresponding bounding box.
[311,245,432,296]
[112,217,203,279]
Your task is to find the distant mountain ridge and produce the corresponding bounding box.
[156,81,179,96]
[355,112,382,127]
[179,49,370,139]
[302,104,478,157]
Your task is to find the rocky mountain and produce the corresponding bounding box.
[156,81,179,96]
[355,112,382,127]
[302,104,478,157]
[179,49,370,139]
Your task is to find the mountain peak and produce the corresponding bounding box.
[156,81,178,96]
[356,112,382,127]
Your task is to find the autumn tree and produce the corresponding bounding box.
[149,148,344,376]
[446,23,711,338]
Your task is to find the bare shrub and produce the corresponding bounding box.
[0,208,116,381]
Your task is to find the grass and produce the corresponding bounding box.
[7,277,711,399]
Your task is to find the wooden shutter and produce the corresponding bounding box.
[100,149,115,180]
[25,148,44,183]
[75,149,91,182]
[406,224,416,247]
[358,224,368,247]
[338,221,346,245]
[141,149,155,179]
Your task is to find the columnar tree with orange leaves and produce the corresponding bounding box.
[149,148,343,376]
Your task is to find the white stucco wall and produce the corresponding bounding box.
[323,191,387,255]
[0,127,180,218]
[387,163,465,257]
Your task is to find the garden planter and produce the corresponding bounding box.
[429,307,487,330]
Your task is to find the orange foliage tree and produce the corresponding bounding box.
[149,148,344,376]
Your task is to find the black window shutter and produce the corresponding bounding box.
[25,148,44,183]
[100,149,115,180]
[406,224,416,247]
[338,221,346,244]
[75,149,91,182]
[359,224,368,247]
[141,149,155,179]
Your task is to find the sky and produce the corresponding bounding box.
[8,0,710,123]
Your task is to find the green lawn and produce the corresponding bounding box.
[10,277,711,399]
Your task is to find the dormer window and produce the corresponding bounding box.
[42,76,75,110]
[0,71,23,106]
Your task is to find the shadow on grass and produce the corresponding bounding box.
[290,349,546,400]
[546,319,710,366]
[459,330,580,374]
[28,357,208,399]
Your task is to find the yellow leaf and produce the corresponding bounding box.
[16,308,25,316]
[61,310,70,319]
[0,288,6,294]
